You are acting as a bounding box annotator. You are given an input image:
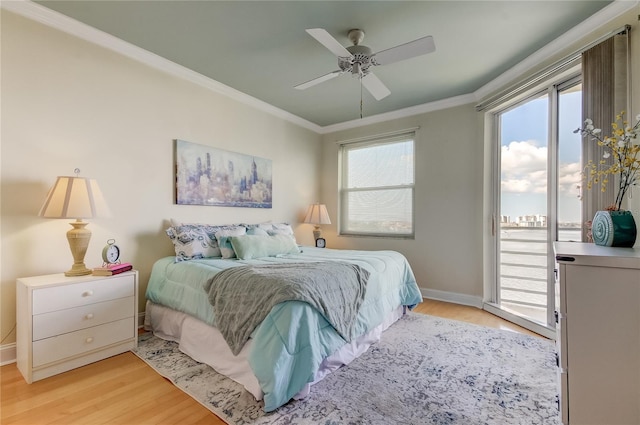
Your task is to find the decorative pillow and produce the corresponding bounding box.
[230,234,301,260]
[215,227,247,259]
[265,223,296,241]
[271,223,294,234]
[245,225,270,236]
[166,224,245,261]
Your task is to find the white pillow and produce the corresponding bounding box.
[166,223,246,261]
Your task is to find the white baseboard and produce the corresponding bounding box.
[421,288,484,309]
[1,343,16,366]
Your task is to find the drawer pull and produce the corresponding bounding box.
[85,313,94,320]
[85,337,94,344]
[82,290,94,297]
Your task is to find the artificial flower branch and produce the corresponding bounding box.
[575,111,640,211]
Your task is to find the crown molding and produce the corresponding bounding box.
[4,0,637,135]
[319,94,476,134]
[1,0,324,134]
[474,0,639,101]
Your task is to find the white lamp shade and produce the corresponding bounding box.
[303,203,331,225]
[39,176,111,219]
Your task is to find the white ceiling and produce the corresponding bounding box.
[17,1,623,129]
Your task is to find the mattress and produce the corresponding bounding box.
[145,247,422,411]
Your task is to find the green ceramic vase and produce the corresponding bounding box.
[592,210,637,247]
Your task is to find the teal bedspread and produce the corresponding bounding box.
[145,247,422,411]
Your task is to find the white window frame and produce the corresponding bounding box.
[338,129,416,238]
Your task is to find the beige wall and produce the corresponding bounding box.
[320,105,482,301]
[0,12,322,346]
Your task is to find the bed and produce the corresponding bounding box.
[144,222,422,412]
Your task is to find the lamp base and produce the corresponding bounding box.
[312,225,322,240]
[65,219,92,277]
[65,265,92,277]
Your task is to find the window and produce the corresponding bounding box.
[338,130,415,238]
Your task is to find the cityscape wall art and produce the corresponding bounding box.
[175,139,272,208]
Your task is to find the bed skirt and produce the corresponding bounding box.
[143,300,404,402]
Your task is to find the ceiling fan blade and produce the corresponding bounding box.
[306,28,353,58]
[361,73,391,100]
[373,35,435,65]
[294,70,342,90]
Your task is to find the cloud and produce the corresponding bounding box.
[501,140,580,195]
[558,161,582,195]
[501,141,547,194]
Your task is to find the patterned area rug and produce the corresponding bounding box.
[133,313,560,425]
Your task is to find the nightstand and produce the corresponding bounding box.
[16,271,138,383]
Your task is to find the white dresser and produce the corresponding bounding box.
[554,242,640,425]
[16,271,138,383]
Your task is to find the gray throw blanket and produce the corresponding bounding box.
[204,262,370,355]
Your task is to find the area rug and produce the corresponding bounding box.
[133,313,560,425]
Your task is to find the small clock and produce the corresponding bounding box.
[315,238,326,248]
[102,239,121,265]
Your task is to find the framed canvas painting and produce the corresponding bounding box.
[175,139,272,208]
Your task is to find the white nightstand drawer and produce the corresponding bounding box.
[32,318,134,367]
[33,296,135,341]
[32,274,134,315]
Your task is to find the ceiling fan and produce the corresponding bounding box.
[295,28,436,101]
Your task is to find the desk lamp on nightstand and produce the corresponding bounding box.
[303,203,331,244]
[39,169,111,276]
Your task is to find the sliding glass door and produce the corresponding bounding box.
[497,93,550,329]
[489,77,582,337]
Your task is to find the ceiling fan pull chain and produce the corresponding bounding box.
[360,78,364,119]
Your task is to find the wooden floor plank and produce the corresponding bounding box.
[1,299,544,424]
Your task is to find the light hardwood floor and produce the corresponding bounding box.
[1,299,544,424]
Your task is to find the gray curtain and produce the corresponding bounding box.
[580,32,629,240]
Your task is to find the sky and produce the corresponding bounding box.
[500,89,582,224]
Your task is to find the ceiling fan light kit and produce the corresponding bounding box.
[295,27,436,107]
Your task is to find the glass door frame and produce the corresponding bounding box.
[483,69,581,339]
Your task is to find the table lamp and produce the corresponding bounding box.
[303,203,331,240]
[39,170,111,276]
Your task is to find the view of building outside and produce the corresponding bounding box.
[498,87,582,324]
[500,89,582,232]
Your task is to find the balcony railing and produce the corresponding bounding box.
[499,227,581,323]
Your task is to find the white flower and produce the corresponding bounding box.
[577,111,640,211]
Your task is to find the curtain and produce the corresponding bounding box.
[580,32,629,241]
